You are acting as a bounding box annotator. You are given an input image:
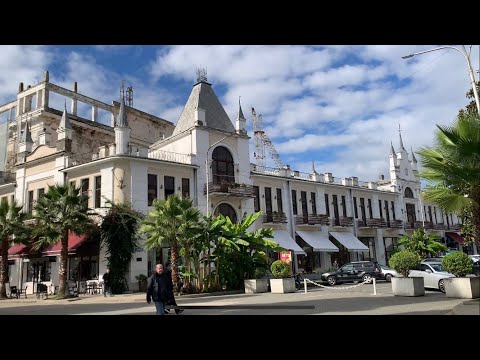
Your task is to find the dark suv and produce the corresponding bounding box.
[321,261,382,286]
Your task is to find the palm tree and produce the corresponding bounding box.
[140,194,201,292]
[397,228,448,258]
[417,113,480,244]
[33,184,94,298]
[0,200,30,299]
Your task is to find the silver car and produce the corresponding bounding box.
[408,261,454,293]
[380,265,398,282]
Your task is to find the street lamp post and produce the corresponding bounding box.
[206,132,236,217]
[402,45,480,114]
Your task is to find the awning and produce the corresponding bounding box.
[296,231,339,252]
[330,231,369,251]
[446,232,464,244]
[8,244,28,256]
[42,232,88,256]
[272,230,305,254]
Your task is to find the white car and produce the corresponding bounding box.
[469,255,480,264]
[379,265,398,282]
[409,261,455,293]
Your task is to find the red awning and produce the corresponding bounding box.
[446,232,464,244]
[8,244,28,256]
[42,232,88,255]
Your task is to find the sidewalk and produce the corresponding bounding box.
[449,299,480,315]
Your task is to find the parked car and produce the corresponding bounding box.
[321,261,382,286]
[379,265,398,282]
[469,255,480,264]
[408,261,455,293]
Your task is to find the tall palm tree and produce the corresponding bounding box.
[0,200,30,299]
[417,113,480,243]
[33,184,94,298]
[140,194,201,292]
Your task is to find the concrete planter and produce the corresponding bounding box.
[444,277,480,299]
[270,278,295,293]
[244,279,269,294]
[391,277,425,297]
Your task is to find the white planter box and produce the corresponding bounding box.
[270,278,295,293]
[244,279,269,294]
[444,277,480,299]
[391,277,425,297]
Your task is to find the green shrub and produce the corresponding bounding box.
[270,260,292,278]
[253,267,267,279]
[441,252,473,277]
[388,250,421,277]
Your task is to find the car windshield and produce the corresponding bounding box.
[430,264,444,272]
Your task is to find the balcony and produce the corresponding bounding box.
[388,220,403,229]
[204,182,255,198]
[423,222,433,229]
[357,218,387,228]
[450,224,462,231]
[433,223,447,230]
[263,212,288,224]
[308,214,330,226]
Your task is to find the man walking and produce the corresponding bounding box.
[146,263,171,315]
[164,262,184,314]
[102,268,113,297]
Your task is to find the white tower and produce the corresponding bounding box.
[114,97,131,155]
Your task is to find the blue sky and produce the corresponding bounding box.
[0,45,478,181]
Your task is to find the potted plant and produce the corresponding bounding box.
[269,260,295,293]
[389,250,425,297]
[442,252,479,299]
[244,267,269,294]
[136,274,148,292]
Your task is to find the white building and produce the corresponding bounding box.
[0,71,470,294]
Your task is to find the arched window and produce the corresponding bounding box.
[212,146,234,184]
[214,203,238,223]
[404,187,414,198]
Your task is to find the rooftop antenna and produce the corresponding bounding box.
[126,85,133,107]
[120,80,126,102]
[196,67,208,83]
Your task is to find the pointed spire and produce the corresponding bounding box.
[23,121,33,144]
[116,97,128,128]
[311,160,319,174]
[59,100,71,129]
[237,97,245,120]
[398,123,405,150]
[411,147,417,163]
[390,141,396,155]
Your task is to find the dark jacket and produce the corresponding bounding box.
[164,269,176,304]
[146,273,172,303]
[102,272,110,285]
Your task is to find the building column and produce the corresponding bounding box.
[375,228,386,265]
[71,98,77,116]
[92,106,98,122]
[35,90,42,109]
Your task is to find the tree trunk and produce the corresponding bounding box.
[0,238,9,299]
[472,191,480,246]
[57,230,69,299]
[170,240,179,293]
[202,250,207,291]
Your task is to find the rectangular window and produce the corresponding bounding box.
[164,176,175,199]
[353,197,358,218]
[301,191,308,224]
[433,207,437,223]
[10,195,14,205]
[368,198,373,219]
[253,186,260,212]
[70,181,76,188]
[265,187,272,222]
[341,195,347,217]
[28,190,34,214]
[378,199,383,219]
[428,206,433,224]
[94,176,101,208]
[292,190,298,215]
[310,192,316,215]
[147,174,157,206]
[332,195,339,225]
[384,200,390,225]
[360,198,366,222]
[182,178,190,198]
[37,188,45,200]
[0,196,6,205]
[391,201,396,220]
[81,178,89,210]
[324,194,330,217]
[424,206,427,222]
[384,237,398,263]
[276,188,283,214]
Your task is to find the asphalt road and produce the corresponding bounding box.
[0,283,470,315]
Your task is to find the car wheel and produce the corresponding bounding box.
[385,274,392,283]
[438,279,446,293]
[327,276,337,286]
[362,274,372,283]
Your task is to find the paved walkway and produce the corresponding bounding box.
[0,283,477,315]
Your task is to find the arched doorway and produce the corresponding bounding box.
[214,203,238,223]
[404,187,414,198]
[212,146,234,184]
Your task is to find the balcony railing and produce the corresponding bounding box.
[433,223,447,230]
[308,214,330,226]
[204,182,255,197]
[357,218,388,228]
[450,224,462,231]
[388,220,403,229]
[263,212,288,224]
